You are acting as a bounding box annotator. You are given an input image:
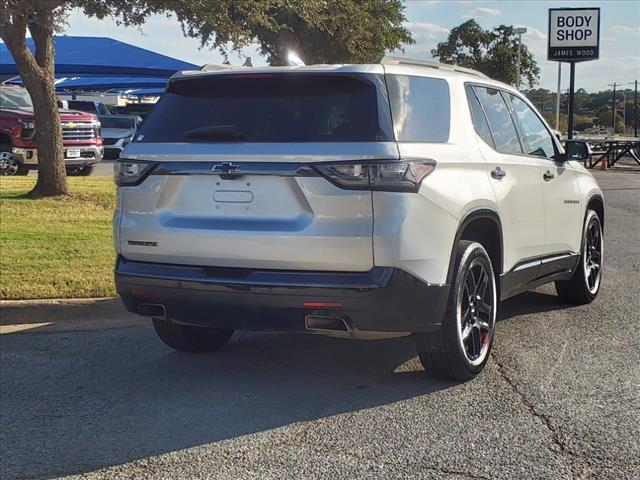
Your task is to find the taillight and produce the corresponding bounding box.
[314,160,435,192]
[114,159,156,186]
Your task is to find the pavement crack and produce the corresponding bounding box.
[283,421,491,480]
[491,352,595,478]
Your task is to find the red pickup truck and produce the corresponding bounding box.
[0,84,103,176]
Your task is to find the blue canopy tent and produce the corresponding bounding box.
[0,36,199,79]
[52,75,169,93]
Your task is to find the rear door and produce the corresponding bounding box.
[118,71,396,272]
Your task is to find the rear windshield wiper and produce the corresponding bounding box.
[184,125,244,141]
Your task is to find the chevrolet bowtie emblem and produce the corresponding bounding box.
[64,122,76,128]
[212,163,240,174]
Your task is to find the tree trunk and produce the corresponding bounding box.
[0,2,68,197]
[21,67,67,197]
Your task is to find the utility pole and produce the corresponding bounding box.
[555,63,562,131]
[635,80,638,138]
[567,63,576,139]
[622,89,627,135]
[515,27,527,90]
[611,83,616,133]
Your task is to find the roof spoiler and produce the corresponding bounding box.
[381,56,488,78]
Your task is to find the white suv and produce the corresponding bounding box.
[114,57,603,381]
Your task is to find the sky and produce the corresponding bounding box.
[62,0,640,93]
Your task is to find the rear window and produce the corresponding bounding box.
[68,101,96,112]
[135,73,393,143]
[385,75,450,142]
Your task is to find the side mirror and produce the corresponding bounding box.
[560,140,592,162]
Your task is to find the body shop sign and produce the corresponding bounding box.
[548,8,600,62]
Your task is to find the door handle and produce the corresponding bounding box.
[491,167,506,179]
[543,170,555,181]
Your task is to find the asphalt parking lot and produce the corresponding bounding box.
[1,169,639,480]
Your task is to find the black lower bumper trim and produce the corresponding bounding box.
[115,257,449,333]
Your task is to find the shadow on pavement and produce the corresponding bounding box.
[0,325,453,479]
[498,290,575,322]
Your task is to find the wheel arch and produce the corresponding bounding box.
[586,194,604,231]
[446,209,504,285]
[0,132,12,147]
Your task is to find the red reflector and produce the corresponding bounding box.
[131,289,155,297]
[302,301,343,309]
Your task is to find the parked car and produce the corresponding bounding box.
[1,84,103,176]
[113,58,603,381]
[109,105,127,115]
[66,100,111,116]
[119,102,155,118]
[99,115,142,159]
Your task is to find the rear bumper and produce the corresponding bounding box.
[12,146,104,166]
[115,257,449,333]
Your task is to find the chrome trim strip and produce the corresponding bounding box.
[540,252,579,264]
[513,260,541,272]
[151,162,319,177]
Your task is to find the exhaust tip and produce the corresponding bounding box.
[305,315,349,332]
[137,303,166,318]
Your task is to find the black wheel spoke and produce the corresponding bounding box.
[477,270,488,298]
[478,301,492,315]
[471,327,481,358]
[465,270,476,298]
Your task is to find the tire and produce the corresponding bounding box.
[555,209,603,304]
[0,144,28,176]
[78,166,95,176]
[415,241,498,381]
[152,317,234,353]
[66,166,94,176]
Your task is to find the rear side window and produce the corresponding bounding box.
[473,86,522,155]
[386,75,450,142]
[465,85,494,148]
[136,74,393,143]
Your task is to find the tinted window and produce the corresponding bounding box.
[97,103,110,115]
[508,94,556,158]
[465,85,494,148]
[137,74,392,143]
[386,75,450,142]
[0,88,33,108]
[473,86,522,155]
[68,101,96,113]
[99,116,136,129]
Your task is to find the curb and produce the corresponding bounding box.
[0,297,134,326]
[0,297,117,307]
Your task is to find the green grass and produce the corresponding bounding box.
[0,177,116,300]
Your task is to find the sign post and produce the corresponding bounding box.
[548,7,600,139]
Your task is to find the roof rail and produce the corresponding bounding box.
[200,64,246,72]
[381,56,488,78]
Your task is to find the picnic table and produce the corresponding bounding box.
[584,138,640,169]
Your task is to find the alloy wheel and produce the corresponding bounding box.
[0,151,19,176]
[458,259,495,366]
[584,215,603,294]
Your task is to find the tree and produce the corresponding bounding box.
[431,19,539,88]
[1,0,412,197]
[1,0,68,196]
[225,1,412,65]
[598,111,624,131]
